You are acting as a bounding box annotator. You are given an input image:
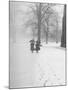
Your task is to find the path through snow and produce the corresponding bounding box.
[10,39,66,88]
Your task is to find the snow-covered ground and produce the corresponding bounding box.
[10,38,66,88]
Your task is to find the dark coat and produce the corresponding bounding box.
[30,42,34,51]
[36,43,40,51]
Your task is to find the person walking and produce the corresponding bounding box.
[35,40,40,53]
[30,39,35,53]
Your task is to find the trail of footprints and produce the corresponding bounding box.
[37,62,63,86]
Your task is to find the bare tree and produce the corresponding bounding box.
[25,3,58,43]
[48,11,59,43]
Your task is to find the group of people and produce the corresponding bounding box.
[29,39,42,53]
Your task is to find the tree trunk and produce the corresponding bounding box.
[56,20,58,43]
[46,27,48,44]
[46,20,49,44]
[37,3,41,42]
[61,5,66,48]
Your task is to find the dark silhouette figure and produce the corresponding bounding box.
[35,41,41,53]
[30,39,35,53]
